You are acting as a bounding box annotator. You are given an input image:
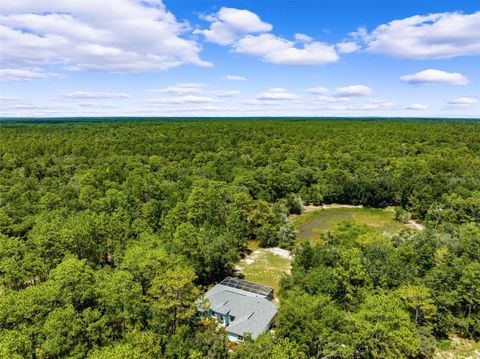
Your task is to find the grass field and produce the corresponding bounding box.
[294,207,406,242]
[237,242,291,295]
[237,207,406,295]
[435,336,480,358]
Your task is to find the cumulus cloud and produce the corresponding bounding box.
[314,96,349,103]
[195,7,272,45]
[327,99,395,111]
[153,105,224,113]
[306,85,373,99]
[333,85,372,97]
[196,8,338,66]
[144,83,240,105]
[146,83,205,94]
[242,99,279,106]
[355,11,480,59]
[234,34,290,56]
[400,69,469,85]
[406,104,429,110]
[214,90,241,97]
[257,88,299,100]
[146,95,216,104]
[234,33,338,65]
[0,68,61,81]
[363,99,395,108]
[224,75,247,81]
[61,91,131,99]
[295,33,313,43]
[336,41,360,54]
[0,96,17,101]
[305,87,330,94]
[448,97,478,106]
[0,0,210,75]
[0,98,73,117]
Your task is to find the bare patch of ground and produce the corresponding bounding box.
[266,247,293,259]
[236,247,292,293]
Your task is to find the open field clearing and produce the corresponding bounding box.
[294,206,407,242]
[236,242,292,294]
[237,206,422,294]
[435,335,480,359]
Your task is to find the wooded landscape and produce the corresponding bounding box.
[0,119,479,358]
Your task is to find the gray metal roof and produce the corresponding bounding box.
[220,277,274,298]
[205,283,267,299]
[202,283,277,339]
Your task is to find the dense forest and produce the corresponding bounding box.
[0,119,479,358]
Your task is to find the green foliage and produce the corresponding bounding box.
[231,334,306,359]
[397,285,437,327]
[189,320,229,359]
[0,119,479,357]
[0,329,31,359]
[148,266,200,334]
[41,304,86,358]
[351,293,420,358]
[277,291,353,357]
[282,221,480,357]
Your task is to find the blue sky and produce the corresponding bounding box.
[0,0,479,117]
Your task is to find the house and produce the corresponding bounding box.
[199,277,277,343]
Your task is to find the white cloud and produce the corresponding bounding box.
[314,96,349,103]
[144,83,240,104]
[336,41,360,54]
[234,34,338,65]
[242,99,279,106]
[0,0,210,75]
[146,95,216,104]
[153,105,224,113]
[61,91,130,99]
[357,11,480,59]
[257,88,299,100]
[295,33,313,43]
[195,7,272,45]
[0,68,60,81]
[78,102,104,108]
[0,99,73,116]
[224,74,247,81]
[333,85,372,97]
[214,90,241,97]
[400,69,469,85]
[0,96,17,101]
[448,97,478,106]
[234,34,290,56]
[305,87,330,94]
[146,83,205,94]
[304,85,374,101]
[362,99,395,109]
[406,104,429,110]
[327,99,395,111]
[196,8,338,66]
